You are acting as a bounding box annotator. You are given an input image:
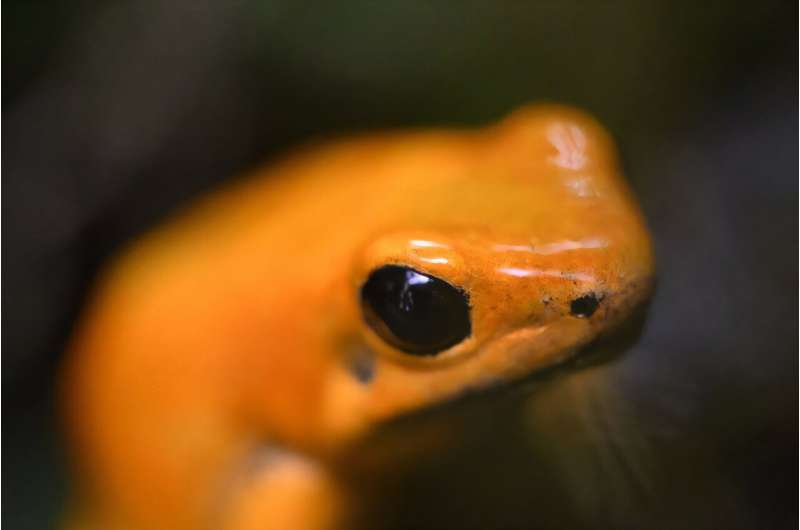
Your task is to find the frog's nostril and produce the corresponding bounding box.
[570,293,600,318]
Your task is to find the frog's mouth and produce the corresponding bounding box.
[339,298,652,468]
[332,301,652,527]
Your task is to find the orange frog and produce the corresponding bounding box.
[62,105,655,530]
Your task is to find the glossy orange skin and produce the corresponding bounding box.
[62,105,654,530]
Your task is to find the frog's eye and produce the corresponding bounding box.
[360,265,471,356]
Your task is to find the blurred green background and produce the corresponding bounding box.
[3,1,797,529]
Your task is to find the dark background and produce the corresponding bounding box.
[3,1,797,529]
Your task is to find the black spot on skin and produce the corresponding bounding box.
[570,293,600,318]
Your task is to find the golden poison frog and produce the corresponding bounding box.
[62,105,655,530]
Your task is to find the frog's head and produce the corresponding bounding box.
[320,105,655,445]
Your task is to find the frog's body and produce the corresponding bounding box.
[63,105,654,530]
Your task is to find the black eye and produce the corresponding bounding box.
[570,293,600,318]
[360,265,471,356]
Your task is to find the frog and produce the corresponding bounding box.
[61,104,655,530]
